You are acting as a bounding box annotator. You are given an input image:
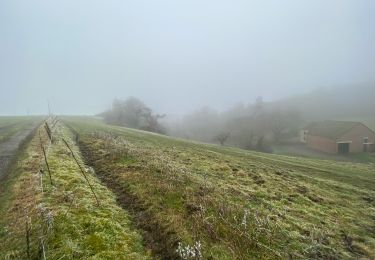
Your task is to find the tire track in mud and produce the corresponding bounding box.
[74,134,180,260]
[0,120,41,179]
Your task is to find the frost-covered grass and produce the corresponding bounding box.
[42,125,149,259]
[0,123,45,259]
[0,121,150,259]
[0,116,34,128]
[0,116,42,144]
[66,116,375,259]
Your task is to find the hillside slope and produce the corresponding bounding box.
[0,119,149,259]
[66,117,375,259]
[270,83,375,124]
[0,117,42,178]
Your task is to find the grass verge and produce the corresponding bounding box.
[67,117,375,259]
[0,120,150,259]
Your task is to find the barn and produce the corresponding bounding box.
[300,121,375,154]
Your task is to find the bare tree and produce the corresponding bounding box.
[269,110,302,143]
[100,97,166,134]
[214,131,230,146]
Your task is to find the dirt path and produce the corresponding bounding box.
[0,120,41,179]
[77,136,180,259]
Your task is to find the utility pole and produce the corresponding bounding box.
[47,100,51,116]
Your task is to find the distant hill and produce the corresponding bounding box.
[268,82,375,127]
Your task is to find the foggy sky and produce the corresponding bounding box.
[1,0,374,115]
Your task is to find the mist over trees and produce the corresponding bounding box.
[99,96,303,153]
[165,83,375,151]
[100,97,166,134]
[99,83,374,153]
[269,83,375,120]
[165,97,302,152]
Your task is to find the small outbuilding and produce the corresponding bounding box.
[300,121,375,154]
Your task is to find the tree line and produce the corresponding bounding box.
[99,97,166,134]
[100,97,303,153]
[168,97,302,152]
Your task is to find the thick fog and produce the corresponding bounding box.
[1,0,375,115]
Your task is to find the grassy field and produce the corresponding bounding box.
[0,116,32,127]
[272,143,375,164]
[0,116,44,180]
[0,119,150,259]
[1,116,374,259]
[63,117,375,259]
[0,116,41,144]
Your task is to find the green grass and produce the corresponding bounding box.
[0,116,32,127]
[0,122,45,259]
[2,116,374,259]
[0,116,42,144]
[64,116,375,259]
[0,116,43,239]
[41,124,149,259]
[272,143,375,164]
[0,120,150,259]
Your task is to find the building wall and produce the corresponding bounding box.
[306,135,337,153]
[338,124,375,153]
[300,130,308,143]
